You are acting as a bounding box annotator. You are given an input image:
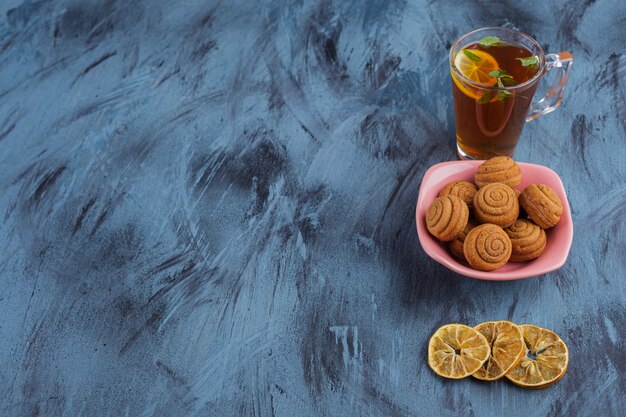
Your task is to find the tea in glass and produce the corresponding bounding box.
[449,28,573,160]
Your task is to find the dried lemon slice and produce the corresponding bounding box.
[428,324,490,379]
[473,321,525,381]
[505,324,569,388]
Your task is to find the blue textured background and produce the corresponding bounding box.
[1,1,625,416]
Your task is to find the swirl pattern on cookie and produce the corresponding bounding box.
[463,224,512,271]
[473,183,519,228]
[448,219,478,260]
[426,195,469,241]
[439,180,478,208]
[505,219,547,261]
[475,156,522,188]
[519,184,563,229]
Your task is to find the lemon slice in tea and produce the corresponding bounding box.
[505,324,569,388]
[452,49,499,100]
[454,49,499,84]
[473,321,525,381]
[428,324,491,379]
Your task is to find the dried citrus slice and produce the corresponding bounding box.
[505,324,569,388]
[452,49,499,100]
[473,321,525,381]
[428,324,490,379]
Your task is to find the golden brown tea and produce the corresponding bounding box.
[451,40,540,159]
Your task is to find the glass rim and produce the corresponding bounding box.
[449,27,547,91]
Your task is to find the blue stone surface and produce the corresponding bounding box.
[0,1,624,416]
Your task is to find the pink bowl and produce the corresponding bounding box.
[415,161,573,281]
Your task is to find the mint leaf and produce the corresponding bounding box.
[462,49,481,62]
[500,77,518,86]
[497,90,514,102]
[477,92,495,104]
[516,55,539,67]
[478,89,514,103]
[478,36,501,47]
[488,69,513,78]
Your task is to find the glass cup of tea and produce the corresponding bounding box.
[449,27,573,160]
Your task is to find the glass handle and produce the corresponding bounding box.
[526,52,573,121]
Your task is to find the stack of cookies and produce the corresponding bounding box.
[425,156,564,271]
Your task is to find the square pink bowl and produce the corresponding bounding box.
[415,161,573,281]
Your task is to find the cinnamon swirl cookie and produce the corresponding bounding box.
[439,180,478,208]
[505,219,547,261]
[475,156,522,188]
[425,195,469,241]
[519,184,563,229]
[463,224,512,271]
[473,183,519,228]
[448,219,478,260]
